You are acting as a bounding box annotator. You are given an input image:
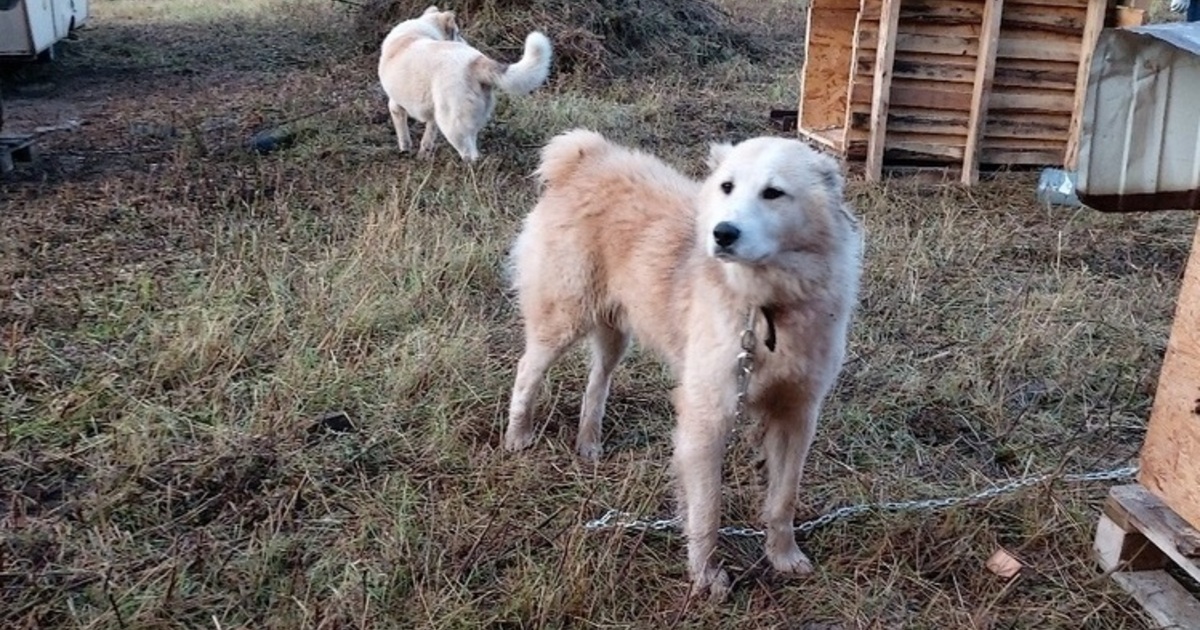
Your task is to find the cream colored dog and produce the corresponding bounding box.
[503,129,863,600]
[376,6,552,162]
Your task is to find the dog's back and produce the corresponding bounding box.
[511,130,702,365]
[378,10,473,111]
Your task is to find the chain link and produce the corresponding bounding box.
[733,309,757,428]
[583,465,1138,538]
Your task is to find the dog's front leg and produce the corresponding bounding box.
[760,402,818,575]
[673,387,731,601]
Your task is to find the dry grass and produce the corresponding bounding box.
[1,0,1197,628]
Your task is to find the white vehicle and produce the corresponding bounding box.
[0,0,89,63]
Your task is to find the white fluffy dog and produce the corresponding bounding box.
[377,6,552,161]
[503,129,863,599]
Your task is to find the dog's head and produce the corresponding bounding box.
[698,137,856,265]
[419,5,465,43]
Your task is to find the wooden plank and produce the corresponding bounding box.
[1064,0,1108,169]
[982,112,1072,140]
[989,88,1076,113]
[852,79,974,111]
[897,21,982,39]
[993,60,1080,91]
[851,107,969,136]
[848,108,1070,140]
[856,57,1078,91]
[979,147,1063,164]
[1095,513,1169,572]
[996,36,1082,63]
[1110,572,1200,630]
[860,0,983,23]
[801,8,860,133]
[1006,0,1089,8]
[1000,6,1088,35]
[858,56,976,84]
[866,0,902,181]
[797,127,846,152]
[888,139,965,160]
[980,135,1066,151]
[857,27,980,56]
[1108,485,1200,585]
[963,0,1004,184]
[1139,224,1200,531]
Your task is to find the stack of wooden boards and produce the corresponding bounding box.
[797,0,1136,184]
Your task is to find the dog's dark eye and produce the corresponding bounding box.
[720,181,734,194]
[761,187,785,200]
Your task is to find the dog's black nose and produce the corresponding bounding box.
[713,222,740,248]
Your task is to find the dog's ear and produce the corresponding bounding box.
[814,152,846,202]
[436,11,459,40]
[816,152,844,196]
[706,142,733,172]
[424,5,440,15]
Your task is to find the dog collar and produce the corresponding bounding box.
[742,307,776,353]
[760,306,777,352]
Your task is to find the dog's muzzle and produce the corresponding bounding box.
[712,221,741,253]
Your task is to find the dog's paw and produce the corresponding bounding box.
[575,438,602,462]
[767,541,814,575]
[689,567,731,603]
[503,428,535,452]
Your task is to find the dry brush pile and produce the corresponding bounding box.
[354,0,763,77]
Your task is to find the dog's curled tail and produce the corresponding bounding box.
[535,128,610,187]
[475,32,552,95]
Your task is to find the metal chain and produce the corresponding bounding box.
[733,309,757,428]
[582,465,1139,538]
[588,311,1140,538]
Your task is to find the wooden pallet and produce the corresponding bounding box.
[794,0,1148,185]
[1094,484,1200,629]
[0,132,38,173]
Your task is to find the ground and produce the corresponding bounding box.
[1,0,1197,628]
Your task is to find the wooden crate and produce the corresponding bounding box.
[0,132,37,173]
[1092,220,1200,628]
[797,0,1124,184]
[1095,485,1200,629]
[1139,222,1200,532]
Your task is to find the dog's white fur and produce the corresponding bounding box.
[377,6,552,161]
[503,129,863,599]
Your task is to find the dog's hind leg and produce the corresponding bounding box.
[388,100,412,153]
[760,402,819,575]
[445,129,481,163]
[440,95,488,162]
[418,120,440,159]
[576,324,630,461]
[505,328,579,452]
